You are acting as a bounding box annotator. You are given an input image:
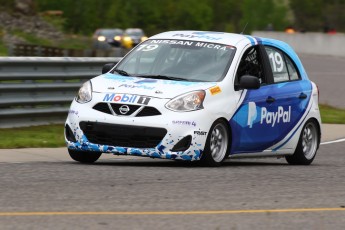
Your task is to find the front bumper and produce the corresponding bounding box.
[65,95,214,161]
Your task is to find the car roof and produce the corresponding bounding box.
[125,28,143,33]
[150,31,295,53]
[95,28,123,34]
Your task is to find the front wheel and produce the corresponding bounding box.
[285,120,320,165]
[200,120,230,167]
[68,149,102,163]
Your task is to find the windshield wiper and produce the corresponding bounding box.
[113,69,131,76]
[136,74,190,81]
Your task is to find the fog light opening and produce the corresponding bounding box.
[65,124,77,143]
[171,135,192,152]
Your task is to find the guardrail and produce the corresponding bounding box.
[0,57,120,128]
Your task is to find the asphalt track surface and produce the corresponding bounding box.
[1,54,345,229]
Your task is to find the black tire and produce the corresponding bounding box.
[68,149,102,163]
[285,120,320,165]
[200,119,230,167]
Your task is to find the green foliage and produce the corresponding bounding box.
[41,15,66,31]
[10,29,52,46]
[0,0,14,11]
[290,0,345,32]
[4,0,345,36]
[35,0,290,35]
[290,0,323,31]
[57,35,92,50]
[0,41,8,56]
[6,27,91,51]
[0,27,7,56]
[240,0,289,32]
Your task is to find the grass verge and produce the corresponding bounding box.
[319,104,345,124]
[0,104,344,149]
[0,124,65,148]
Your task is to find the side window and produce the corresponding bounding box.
[286,57,299,80]
[264,46,300,83]
[265,47,289,83]
[236,46,265,85]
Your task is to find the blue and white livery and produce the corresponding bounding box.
[65,31,321,166]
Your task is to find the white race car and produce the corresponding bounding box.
[65,31,321,166]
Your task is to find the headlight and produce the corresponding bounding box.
[165,91,205,112]
[97,36,106,42]
[141,36,148,42]
[114,35,121,41]
[123,36,132,42]
[76,81,92,103]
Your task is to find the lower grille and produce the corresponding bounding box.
[80,121,167,148]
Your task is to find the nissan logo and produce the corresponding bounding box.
[119,105,130,114]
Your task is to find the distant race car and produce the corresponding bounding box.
[92,28,124,49]
[65,30,321,166]
[121,28,147,49]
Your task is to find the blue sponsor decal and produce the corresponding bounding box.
[135,79,157,84]
[192,32,224,35]
[102,73,135,82]
[230,80,312,153]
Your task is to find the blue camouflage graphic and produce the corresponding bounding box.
[66,122,203,161]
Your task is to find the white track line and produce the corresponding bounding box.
[321,138,345,145]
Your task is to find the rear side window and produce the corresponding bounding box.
[286,57,299,80]
[264,46,300,83]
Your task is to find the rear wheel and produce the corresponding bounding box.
[68,149,102,163]
[200,120,230,167]
[286,120,319,165]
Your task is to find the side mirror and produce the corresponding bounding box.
[102,63,115,74]
[239,75,260,90]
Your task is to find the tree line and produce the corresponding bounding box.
[3,0,345,35]
[34,0,291,35]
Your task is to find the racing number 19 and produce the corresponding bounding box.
[136,44,158,52]
[269,52,284,72]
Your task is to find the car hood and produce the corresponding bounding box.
[91,73,217,98]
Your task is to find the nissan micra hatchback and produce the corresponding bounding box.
[65,31,321,166]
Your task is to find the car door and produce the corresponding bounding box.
[230,45,311,154]
[260,46,312,151]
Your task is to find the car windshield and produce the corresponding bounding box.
[126,29,144,36]
[115,39,236,82]
[99,29,123,38]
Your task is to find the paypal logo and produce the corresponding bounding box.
[172,33,222,41]
[247,102,257,128]
[261,106,291,127]
[247,102,291,128]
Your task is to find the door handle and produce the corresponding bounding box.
[266,96,275,103]
[299,93,307,99]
